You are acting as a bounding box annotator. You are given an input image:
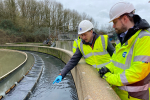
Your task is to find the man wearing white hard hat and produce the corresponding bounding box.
[99,1,150,100]
[53,20,115,84]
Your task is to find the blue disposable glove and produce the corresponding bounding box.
[53,75,62,84]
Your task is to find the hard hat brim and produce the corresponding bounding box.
[78,28,93,34]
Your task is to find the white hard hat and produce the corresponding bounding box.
[109,1,135,22]
[78,20,94,34]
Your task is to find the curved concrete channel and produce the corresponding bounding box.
[2,51,77,100]
[2,52,44,100]
[0,45,120,100]
[28,51,78,100]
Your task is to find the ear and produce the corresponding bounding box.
[91,30,93,33]
[123,15,129,23]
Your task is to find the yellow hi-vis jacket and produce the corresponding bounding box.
[72,37,81,53]
[78,35,111,71]
[104,29,150,100]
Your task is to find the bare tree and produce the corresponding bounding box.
[3,0,17,24]
[0,0,5,21]
[63,9,71,31]
[0,0,98,34]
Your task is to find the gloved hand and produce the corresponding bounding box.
[98,66,110,78]
[53,75,62,84]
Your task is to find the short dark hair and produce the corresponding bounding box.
[120,13,134,23]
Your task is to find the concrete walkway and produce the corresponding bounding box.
[0,49,26,78]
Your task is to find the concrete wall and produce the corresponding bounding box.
[0,45,120,100]
[56,40,74,51]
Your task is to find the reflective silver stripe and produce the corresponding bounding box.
[134,56,150,62]
[118,83,150,92]
[120,72,129,85]
[138,31,150,38]
[116,40,120,44]
[84,53,93,59]
[97,62,110,68]
[101,35,105,51]
[125,41,128,45]
[92,62,110,69]
[145,30,150,35]
[113,50,116,54]
[94,52,108,56]
[80,42,85,56]
[92,65,96,68]
[145,29,150,33]
[84,52,108,59]
[73,46,77,48]
[112,60,126,69]
[75,39,78,44]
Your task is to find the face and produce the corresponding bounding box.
[81,30,93,43]
[113,17,127,34]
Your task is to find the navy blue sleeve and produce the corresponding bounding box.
[107,40,115,56]
[61,48,82,78]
